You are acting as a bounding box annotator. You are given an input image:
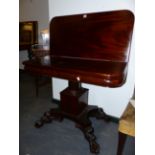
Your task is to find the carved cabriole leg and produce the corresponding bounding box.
[88,106,110,122]
[35,108,63,128]
[83,126,99,154]
[76,123,100,154]
[34,81,109,154]
[76,109,100,154]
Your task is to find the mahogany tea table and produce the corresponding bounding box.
[23,10,134,154]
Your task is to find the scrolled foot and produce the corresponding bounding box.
[89,140,100,154]
[34,108,64,128]
[35,115,52,128]
[34,111,53,128]
[83,126,100,154]
[35,120,43,128]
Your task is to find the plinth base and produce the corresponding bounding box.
[35,81,110,154]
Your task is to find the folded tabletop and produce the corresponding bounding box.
[24,10,134,88]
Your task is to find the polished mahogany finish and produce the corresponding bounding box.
[50,10,134,62]
[34,81,109,153]
[24,10,134,87]
[23,10,134,154]
[24,56,127,87]
[60,81,88,115]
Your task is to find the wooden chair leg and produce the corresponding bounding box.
[117,132,127,155]
[35,76,39,97]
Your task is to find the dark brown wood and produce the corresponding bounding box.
[50,10,134,62]
[23,10,134,154]
[35,81,109,154]
[34,76,51,97]
[117,132,127,155]
[60,83,88,115]
[24,10,134,88]
[23,57,128,87]
[32,47,51,97]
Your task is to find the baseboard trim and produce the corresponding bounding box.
[51,98,119,123]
